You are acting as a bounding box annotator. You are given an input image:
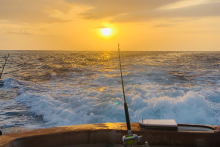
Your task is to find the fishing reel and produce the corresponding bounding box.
[122,133,142,147]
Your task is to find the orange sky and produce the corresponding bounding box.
[0,0,220,51]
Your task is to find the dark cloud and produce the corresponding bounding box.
[66,0,220,22]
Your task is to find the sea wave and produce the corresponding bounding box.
[1,51,220,132]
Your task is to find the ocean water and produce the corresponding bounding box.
[1,51,220,133]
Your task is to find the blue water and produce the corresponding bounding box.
[1,51,220,133]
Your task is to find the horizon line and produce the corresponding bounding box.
[0,50,220,52]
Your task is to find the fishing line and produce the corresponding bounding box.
[31,104,50,127]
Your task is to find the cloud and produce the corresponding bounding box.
[65,0,220,22]
[97,26,108,28]
[0,0,72,23]
[39,28,48,31]
[154,24,175,27]
[6,30,33,35]
[66,0,178,20]
[164,2,220,18]
[1,0,220,24]
[0,37,8,41]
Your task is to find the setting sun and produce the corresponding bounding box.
[101,28,112,36]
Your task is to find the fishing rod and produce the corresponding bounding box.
[118,44,132,134]
[118,44,142,147]
[0,54,9,79]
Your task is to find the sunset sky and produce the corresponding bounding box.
[1,0,220,51]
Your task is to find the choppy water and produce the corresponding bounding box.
[1,51,220,133]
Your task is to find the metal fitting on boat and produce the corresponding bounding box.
[122,134,142,146]
[145,141,150,147]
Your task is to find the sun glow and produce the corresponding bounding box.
[101,28,112,36]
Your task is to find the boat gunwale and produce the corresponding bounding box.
[0,122,219,147]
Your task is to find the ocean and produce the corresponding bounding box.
[1,51,220,133]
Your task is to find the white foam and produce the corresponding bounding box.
[15,87,125,128]
[132,91,219,125]
[14,75,220,129]
[4,68,220,129]
[3,77,20,88]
